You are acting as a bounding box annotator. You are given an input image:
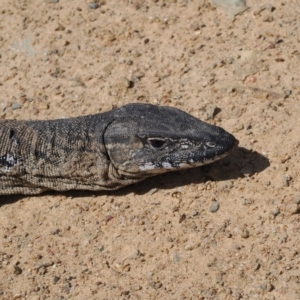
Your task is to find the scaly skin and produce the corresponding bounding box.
[0,103,237,195]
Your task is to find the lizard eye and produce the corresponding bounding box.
[206,142,216,148]
[147,138,167,150]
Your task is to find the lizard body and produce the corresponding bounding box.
[0,103,237,195]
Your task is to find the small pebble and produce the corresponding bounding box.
[284,89,292,96]
[210,0,248,16]
[282,175,292,186]
[209,200,220,213]
[102,63,114,77]
[172,191,182,198]
[265,4,275,12]
[206,106,219,120]
[240,164,254,177]
[246,75,257,83]
[226,232,232,238]
[38,102,49,110]
[265,283,274,292]
[262,15,273,22]
[54,23,65,31]
[89,3,99,9]
[172,252,180,263]
[294,196,300,205]
[225,57,234,64]
[253,262,260,271]
[152,214,158,220]
[241,197,252,205]
[148,188,158,195]
[53,276,60,284]
[286,204,300,215]
[279,232,288,244]
[271,209,280,217]
[190,21,200,31]
[241,227,250,238]
[122,264,131,272]
[13,265,22,275]
[11,103,22,110]
[50,228,60,235]
[131,72,145,82]
[119,77,132,89]
[191,209,199,216]
[184,241,199,251]
[152,76,160,83]
[172,205,179,212]
[179,214,186,223]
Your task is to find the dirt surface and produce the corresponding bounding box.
[0,0,300,299]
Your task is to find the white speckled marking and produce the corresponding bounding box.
[139,162,156,171]
[1,153,19,173]
[162,162,172,169]
[179,163,188,168]
[139,149,231,172]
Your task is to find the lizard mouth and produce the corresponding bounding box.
[137,136,238,174]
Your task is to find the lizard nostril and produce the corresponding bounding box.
[206,142,216,148]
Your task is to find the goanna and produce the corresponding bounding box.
[0,103,237,195]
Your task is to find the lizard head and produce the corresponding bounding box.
[103,103,237,179]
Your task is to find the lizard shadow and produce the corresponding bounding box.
[0,194,27,206]
[115,146,270,195]
[66,145,269,197]
[0,146,269,204]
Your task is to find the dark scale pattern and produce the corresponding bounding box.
[0,104,237,195]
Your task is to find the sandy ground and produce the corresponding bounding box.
[0,0,300,299]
